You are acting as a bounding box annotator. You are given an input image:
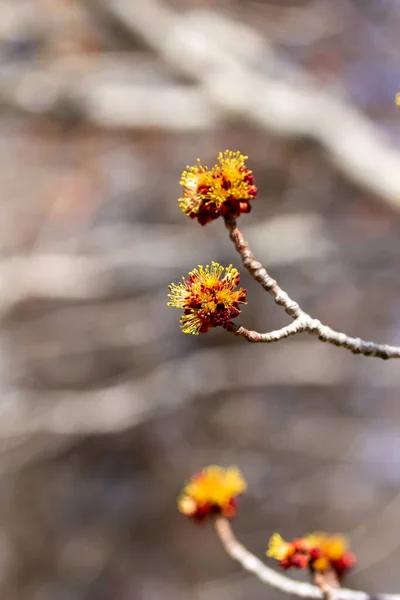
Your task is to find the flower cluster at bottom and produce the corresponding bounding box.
[267,532,356,579]
[178,465,247,521]
[167,262,247,335]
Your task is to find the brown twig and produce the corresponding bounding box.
[314,572,339,600]
[214,517,399,600]
[224,217,400,360]
[226,319,309,343]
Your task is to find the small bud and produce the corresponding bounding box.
[293,538,311,553]
[292,554,310,569]
[267,534,295,561]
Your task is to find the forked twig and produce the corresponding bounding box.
[224,217,400,360]
[214,517,399,600]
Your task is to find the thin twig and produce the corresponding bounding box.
[214,517,399,600]
[226,319,309,342]
[314,572,339,600]
[224,217,400,360]
[224,216,302,320]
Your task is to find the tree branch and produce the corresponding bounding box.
[214,517,399,600]
[93,0,400,211]
[224,217,400,360]
[0,59,217,130]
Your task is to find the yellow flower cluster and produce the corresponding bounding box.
[268,533,296,561]
[178,465,247,521]
[178,150,257,225]
[167,262,246,335]
[267,531,356,578]
[177,467,357,580]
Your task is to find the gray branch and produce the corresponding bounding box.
[225,218,400,359]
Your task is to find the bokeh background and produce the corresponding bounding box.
[0,0,400,598]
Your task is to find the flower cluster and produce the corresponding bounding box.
[178,465,247,521]
[167,262,247,335]
[178,150,257,225]
[267,532,356,579]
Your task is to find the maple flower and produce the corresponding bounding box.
[267,534,309,570]
[267,533,295,562]
[306,532,357,577]
[267,532,356,578]
[178,465,247,521]
[167,262,247,335]
[178,150,258,225]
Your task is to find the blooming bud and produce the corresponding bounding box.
[168,262,247,335]
[178,466,247,522]
[267,531,356,579]
[178,151,257,225]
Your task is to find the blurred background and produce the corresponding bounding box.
[0,0,400,598]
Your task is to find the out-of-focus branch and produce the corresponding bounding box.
[85,83,216,130]
[0,348,314,437]
[0,336,398,440]
[0,254,113,314]
[214,517,399,600]
[0,215,331,315]
[95,0,400,210]
[225,217,400,359]
[0,60,217,129]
